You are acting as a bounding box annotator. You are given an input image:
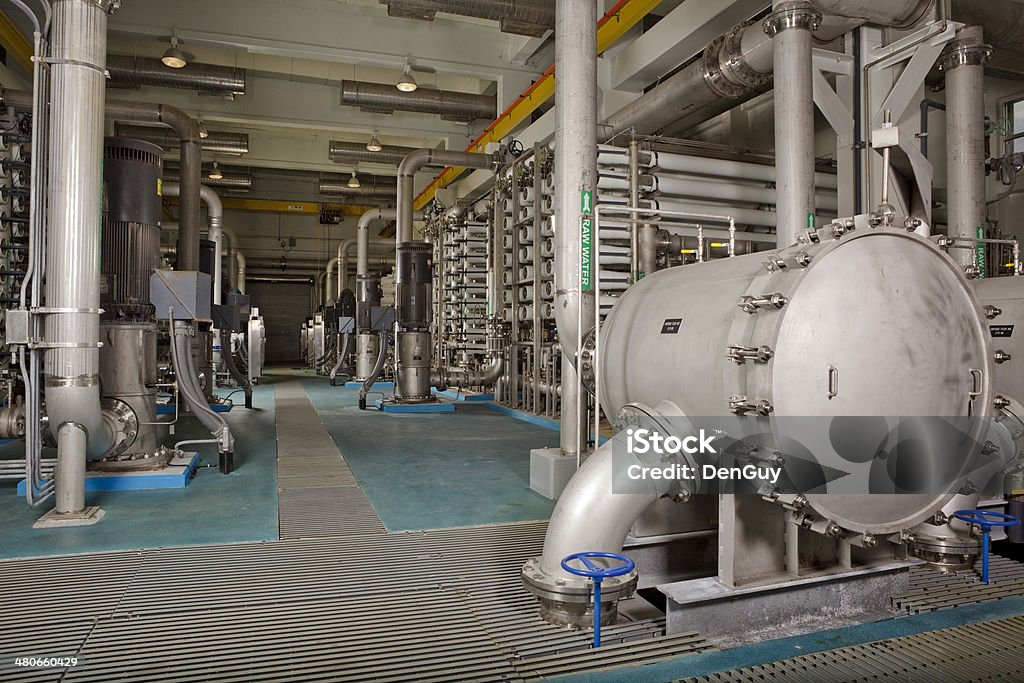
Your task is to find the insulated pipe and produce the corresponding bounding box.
[941,26,991,271]
[555,0,596,459]
[950,1,1024,51]
[330,140,437,167]
[766,1,821,248]
[105,55,246,96]
[319,174,398,198]
[116,123,249,156]
[164,168,252,190]
[396,149,495,248]
[43,0,118,485]
[342,80,495,121]
[382,0,554,36]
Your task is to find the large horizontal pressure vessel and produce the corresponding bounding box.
[599,226,994,534]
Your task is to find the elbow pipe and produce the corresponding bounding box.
[522,429,661,626]
[323,256,340,304]
[222,225,239,291]
[102,101,204,271]
[171,321,234,454]
[164,182,224,300]
[432,355,504,390]
[330,332,353,384]
[339,235,397,294]
[396,149,495,246]
[0,91,208,270]
[523,403,694,627]
[358,332,389,410]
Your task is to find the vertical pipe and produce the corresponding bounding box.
[941,26,991,271]
[236,252,246,294]
[554,0,596,458]
[765,1,821,248]
[44,0,117,483]
[177,138,203,270]
[54,423,87,514]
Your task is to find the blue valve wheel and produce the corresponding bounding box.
[561,551,636,579]
[561,552,636,649]
[952,510,1021,529]
[953,509,1020,585]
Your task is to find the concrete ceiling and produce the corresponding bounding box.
[98,0,550,195]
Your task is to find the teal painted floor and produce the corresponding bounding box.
[300,376,558,531]
[0,381,279,560]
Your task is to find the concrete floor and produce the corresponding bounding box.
[0,367,556,559]
[0,382,279,560]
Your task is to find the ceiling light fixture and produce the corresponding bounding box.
[161,34,188,69]
[198,119,209,139]
[396,60,417,93]
[347,170,361,188]
[208,161,223,180]
[366,132,382,152]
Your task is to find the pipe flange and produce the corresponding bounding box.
[702,35,748,100]
[908,532,981,573]
[98,397,139,458]
[938,38,993,72]
[521,556,638,629]
[717,23,773,95]
[763,1,822,37]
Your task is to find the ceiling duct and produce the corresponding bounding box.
[329,140,438,166]
[106,55,247,97]
[115,123,249,155]
[341,80,495,121]
[320,174,398,200]
[164,167,252,190]
[382,0,554,37]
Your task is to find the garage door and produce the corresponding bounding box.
[246,280,312,364]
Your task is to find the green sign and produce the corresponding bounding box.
[581,216,593,291]
[807,212,815,230]
[581,190,593,215]
[976,226,986,279]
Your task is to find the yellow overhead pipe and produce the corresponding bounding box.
[0,11,33,74]
[413,0,663,210]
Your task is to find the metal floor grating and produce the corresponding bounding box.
[278,485,387,538]
[0,522,713,682]
[682,614,1024,682]
[274,380,386,537]
[893,555,1024,614]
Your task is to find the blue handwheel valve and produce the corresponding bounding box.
[952,509,1020,585]
[561,551,636,648]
